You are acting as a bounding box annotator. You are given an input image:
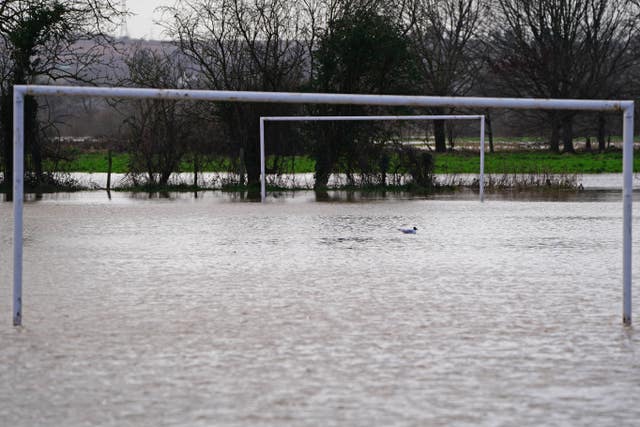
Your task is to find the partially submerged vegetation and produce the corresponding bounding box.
[2,1,639,198]
[4,145,627,194]
[0,172,91,194]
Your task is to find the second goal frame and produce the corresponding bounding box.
[259,115,486,203]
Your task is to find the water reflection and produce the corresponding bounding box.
[1,171,639,205]
[0,187,636,205]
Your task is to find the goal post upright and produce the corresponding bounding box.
[260,117,266,203]
[480,116,485,203]
[12,87,25,326]
[10,85,634,326]
[259,114,487,203]
[623,104,634,325]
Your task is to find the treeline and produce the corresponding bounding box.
[1,0,640,190]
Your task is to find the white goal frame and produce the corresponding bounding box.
[10,85,634,326]
[259,115,486,203]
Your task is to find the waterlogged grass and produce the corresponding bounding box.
[50,149,640,175]
[52,153,316,174]
[435,150,638,174]
[48,153,131,173]
[264,156,315,173]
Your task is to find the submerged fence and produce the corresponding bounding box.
[11,85,635,326]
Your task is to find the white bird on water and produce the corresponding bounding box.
[399,226,417,234]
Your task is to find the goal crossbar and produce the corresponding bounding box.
[259,115,486,202]
[10,85,634,326]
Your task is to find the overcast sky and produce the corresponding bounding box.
[122,1,170,40]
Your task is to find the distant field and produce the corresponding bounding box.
[434,150,637,174]
[50,149,640,175]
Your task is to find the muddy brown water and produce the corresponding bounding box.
[0,190,638,426]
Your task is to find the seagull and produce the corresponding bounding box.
[398,226,418,234]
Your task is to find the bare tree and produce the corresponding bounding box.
[122,46,196,186]
[489,0,640,152]
[581,0,640,151]
[0,0,126,191]
[162,0,310,188]
[408,0,487,152]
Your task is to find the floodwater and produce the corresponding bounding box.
[0,189,638,426]
[65,171,640,191]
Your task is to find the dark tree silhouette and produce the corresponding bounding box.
[311,7,418,187]
[0,0,125,191]
[408,0,486,152]
[164,0,309,188]
[488,0,640,152]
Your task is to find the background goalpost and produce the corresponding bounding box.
[10,85,634,326]
[259,115,486,203]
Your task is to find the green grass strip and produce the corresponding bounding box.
[48,150,640,175]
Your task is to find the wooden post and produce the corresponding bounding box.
[193,156,199,198]
[193,156,198,188]
[106,149,112,197]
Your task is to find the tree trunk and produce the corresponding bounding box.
[29,135,43,183]
[597,114,606,152]
[106,149,112,192]
[25,96,42,184]
[0,92,39,193]
[1,89,14,196]
[314,149,333,189]
[159,171,172,186]
[244,138,261,187]
[486,111,494,153]
[238,147,246,186]
[227,105,262,188]
[549,113,560,153]
[313,121,342,189]
[193,156,198,188]
[434,120,446,152]
[562,115,574,153]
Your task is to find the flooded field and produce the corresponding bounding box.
[0,190,638,426]
[61,171,640,191]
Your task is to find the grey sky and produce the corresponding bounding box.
[122,1,171,40]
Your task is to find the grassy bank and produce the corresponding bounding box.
[435,150,637,174]
[49,149,640,175]
[51,153,317,174]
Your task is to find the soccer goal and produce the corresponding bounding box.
[10,85,634,326]
[259,115,486,203]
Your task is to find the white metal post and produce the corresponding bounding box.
[260,118,266,203]
[622,106,634,326]
[9,85,634,325]
[12,88,24,326]
[259,115,485,202]
[480,116,485,203]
